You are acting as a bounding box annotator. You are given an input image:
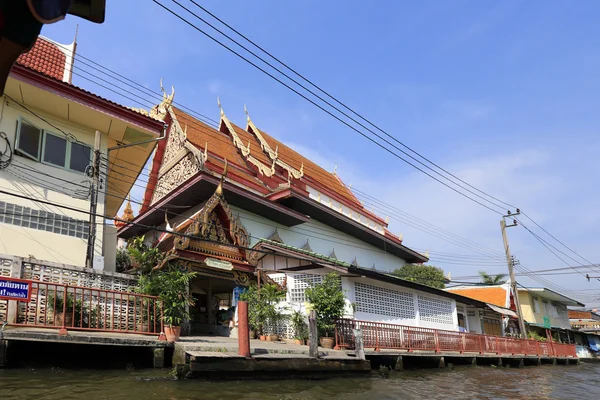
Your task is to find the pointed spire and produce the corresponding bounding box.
[333,164,338,174]
[217,96,224,117]
[301,239,313,252]
[385,216,389,224]
[329,249,337,260]
[267,228,284,243]
[351,257,359,267]
[114,195,134,228]
[244,103,250,122]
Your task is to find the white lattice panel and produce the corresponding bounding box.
[290,274,323,303]
[354,282,415,319]
[269,273,286,286]
[417,295,453,325]
[456,305,465,314]
[21,261,136,291]
[263,316,295,339]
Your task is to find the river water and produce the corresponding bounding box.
[1,363,598,400]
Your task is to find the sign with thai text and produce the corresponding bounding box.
[0,277,32,302]
[205,258,233,271]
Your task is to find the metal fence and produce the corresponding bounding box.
[335,318,577,358]
[2,280,164,337]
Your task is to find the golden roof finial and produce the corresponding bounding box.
[334,164,338,174]
[244,104,250,122]
[398,233,403,241]
[115,194,134,228]
[385,216,389,224]
[216,159,228,196]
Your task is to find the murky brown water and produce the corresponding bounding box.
[1,363,598,400]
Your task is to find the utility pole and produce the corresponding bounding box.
[500,210,527,338]
[85,131,102,269]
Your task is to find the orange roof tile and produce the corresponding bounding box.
[447,287,507,307]
[17,37,67,82]
[230,123,273,168]
[251,127,363,209]
[174,108,248,168]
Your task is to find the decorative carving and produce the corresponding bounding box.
[267,228,284,243]
[261,271,286,291]
[244,106,303,179]
[176,180,250,258]
[137,78,175,121]
[329,249,337,260]
[161,118,187,168]
[233,270,252,286]
[301,239,313,252]
[151,153,200,205]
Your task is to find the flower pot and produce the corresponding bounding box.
[54,312,73,327]
[164,325,181,342]
[320,337,335,349]
[268,334,279,342]
[293,339,304,345]
[249,330,256,339]
[259,335,266,341]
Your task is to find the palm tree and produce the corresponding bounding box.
[479,271,507,285]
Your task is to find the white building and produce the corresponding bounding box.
[117,93,506,338]
[0,36,163,270]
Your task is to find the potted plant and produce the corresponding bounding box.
[47,292,80,327]
[291,310,308,345]
[239,284,263,340]
[151,268,196,342]
[261,284,286,341]
[305,273,345,349]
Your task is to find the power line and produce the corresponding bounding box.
[152,0,507,215]
[186,0,518,211]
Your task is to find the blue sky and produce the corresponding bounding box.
[42,1,600,304]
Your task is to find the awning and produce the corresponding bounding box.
[486,303,518,318]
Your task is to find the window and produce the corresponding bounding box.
[417,295,454,325]
[43,133,67,167]
[290,274,322,303]
[532,296,540,314]
[15,119,42,160]
[354,282,415,320]
[70,142,92,173]
[15,117,91,173]
[0,200,88,238]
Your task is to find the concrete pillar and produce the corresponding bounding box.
[7,257,22,323]
[394,356,403,371]
[353,328,365,361]
[152,348,165,368]
[308,310,318,358]
[471,357,477,366]
[237,301,250,358]
[438,356,445,368]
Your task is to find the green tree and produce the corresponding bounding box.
[305,273,346,337]
[478,271,507,285]
[393,264,446,289]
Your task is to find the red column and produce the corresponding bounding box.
[237,301,251,358]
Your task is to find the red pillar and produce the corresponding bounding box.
[237,301,251,358]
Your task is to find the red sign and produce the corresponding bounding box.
[0,277,32,302]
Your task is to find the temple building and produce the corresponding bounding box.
[117,91,506,337]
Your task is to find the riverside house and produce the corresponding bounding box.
[0,35,164,270]
[448,284,584,340]
[117,90,507,339]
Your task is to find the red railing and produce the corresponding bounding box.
[334,319,577,358]
[1,280,164,338]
